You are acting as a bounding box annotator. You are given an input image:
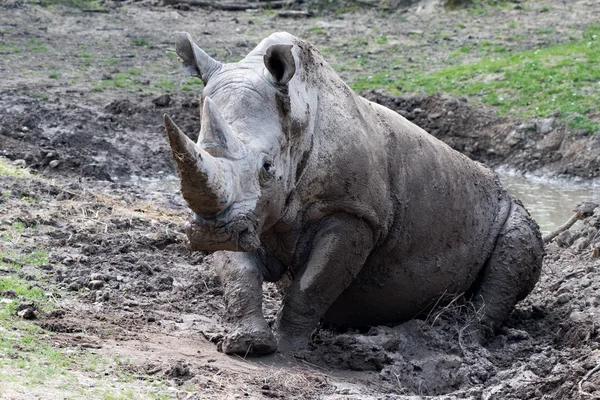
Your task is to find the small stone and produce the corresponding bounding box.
[152,94,172,108]
[0,290,17,298]
[412,108,423,115]
[18,308,36,320]
[398,109,409,118]
[556,293,571,304]
[13,159,26,167]
[536,118,554,135]
[49,160,60,168]
[95,291,109,302]
[447,110,454,117]
[67,282,81,291]
[90,273,107,282]
[88,280,104,290]
[21,126,29,132]
[428,113,442,120]
[506,328,530,341]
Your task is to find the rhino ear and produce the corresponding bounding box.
[264,44,296,85]
[175,32,222,84]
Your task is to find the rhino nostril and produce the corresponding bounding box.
[263,162,272,172]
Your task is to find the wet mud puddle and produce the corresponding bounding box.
[499,171,600,234]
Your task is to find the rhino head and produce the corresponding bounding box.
[164,32,313,252]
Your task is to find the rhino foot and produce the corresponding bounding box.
[221,326,277,356]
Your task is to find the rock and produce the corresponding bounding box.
[536,129,564,151]
[13,159,26,167]
[18,308,36,320]
[95,291,109,302]
[88,280,104,290]
[49,159,60,168]
[0,290,18,298]
[556,293,571,305]
[536,118,554,135]
[153,94,172,108]
[90,273,107,282]
[412,108,423,115]
[505,130,523,147]
[506,328,530,341]
[154,274,174,291]
[67,282,81,291]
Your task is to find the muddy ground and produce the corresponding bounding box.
[1,0,600,398]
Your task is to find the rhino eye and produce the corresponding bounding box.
[260,161,275,184]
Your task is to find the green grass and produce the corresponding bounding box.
[132,38,149,47]
[308,26,326,35]
[48,70,60,79]
[27,39,48,52]
[0,158,32,178]
[352,24,600,134]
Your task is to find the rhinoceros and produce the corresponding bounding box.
[163,31,544,355]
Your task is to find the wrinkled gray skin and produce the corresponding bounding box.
[163,32,544,355]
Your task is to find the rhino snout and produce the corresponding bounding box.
[185,212,260,252]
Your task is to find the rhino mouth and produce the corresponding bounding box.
[185,208,260,252]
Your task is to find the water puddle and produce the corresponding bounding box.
[498,170,600,235]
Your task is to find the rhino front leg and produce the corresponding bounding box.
[275,215,374,351]
[215,251,281,356]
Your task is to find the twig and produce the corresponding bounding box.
[578,362,600,398]
[543,211,584,244]
[544,202,598,244]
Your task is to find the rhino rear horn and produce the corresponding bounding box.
[199,97,245,159]
[164,114,232,218]
[175,32,222,84]
[264,44,296,85]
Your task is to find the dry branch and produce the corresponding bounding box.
[543,202,599,244]
[578,362,600,398]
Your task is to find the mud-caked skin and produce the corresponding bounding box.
[163,32,544,355]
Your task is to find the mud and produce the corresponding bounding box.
[2,0,600,398]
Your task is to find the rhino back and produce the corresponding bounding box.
[317,99,511,326]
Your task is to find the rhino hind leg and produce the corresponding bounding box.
[214,252,277,356]
[470,200,544,335]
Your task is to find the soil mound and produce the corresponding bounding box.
[363,90,600,179]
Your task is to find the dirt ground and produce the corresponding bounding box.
[1,0,600,398]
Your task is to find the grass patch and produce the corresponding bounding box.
[352,25,600,134]
[0,158,32,178]
[308,26,326,35]
[27,39,48,52]
[132,38,149,47]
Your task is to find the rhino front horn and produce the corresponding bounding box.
[163,114,232,218]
